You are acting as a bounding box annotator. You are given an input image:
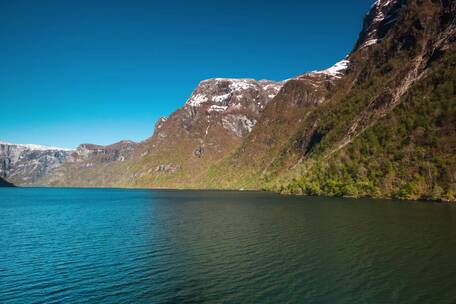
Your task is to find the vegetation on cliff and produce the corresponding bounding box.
[277,53,455,201]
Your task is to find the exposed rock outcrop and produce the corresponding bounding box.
[0,141,73,185]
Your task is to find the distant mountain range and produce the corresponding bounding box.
[1,0,455,202]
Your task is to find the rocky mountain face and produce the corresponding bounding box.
[0,140,141,186]
[74,141,138,163]
[123,78,283,188]
[0,142,73,185]
[196,62,350,189]
[0,176,14,187]
[36,140,143,187]
[4,0,455,201]
[205,0,456,201]
[155,78,282,142]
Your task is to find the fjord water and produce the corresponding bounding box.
[1,188,455,304]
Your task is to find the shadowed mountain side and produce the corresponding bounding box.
[0,177,15,187]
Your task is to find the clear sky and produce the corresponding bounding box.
[0,0,374,149]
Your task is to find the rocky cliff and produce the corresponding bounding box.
[0,141,73,185]
[36,140,144,187]
[205,0,456,201]
[0,140,142,186]
[122,78,283,188]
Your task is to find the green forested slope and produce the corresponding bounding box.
[203,0,456,202]
[276,52,455,202]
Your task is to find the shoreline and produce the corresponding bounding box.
[4,185,455,204]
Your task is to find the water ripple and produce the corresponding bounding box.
[1,188,455,304]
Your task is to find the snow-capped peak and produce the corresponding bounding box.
[0,141,73,151]
[312,59,350,79]
[185,78,283,108]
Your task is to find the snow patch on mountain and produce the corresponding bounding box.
[185,78,283,109]
[228,79,257,91]
[0,141,74,184]
[186,93,209,107]
[261,83,281,91]
[362,38,382,48]
[0,141,73,151]
[374,0,395,9]
[156,117,168,129]
[208,105,228,113]
[361,0,398,49]
[212,93,231,103]
[312,59,350,79]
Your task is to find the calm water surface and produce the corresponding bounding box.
[1,188,455,303]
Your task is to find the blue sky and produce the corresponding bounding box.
[0,0,374,149]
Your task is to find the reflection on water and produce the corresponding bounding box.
[1,188,455,303]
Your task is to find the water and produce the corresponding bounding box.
[0,188,455,304]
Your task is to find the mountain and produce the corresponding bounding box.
[0,141,73,185]
[34,140,143,187]
[2,0,455,202]
[0,177,14,187]
[124,78,283,188]
[203,0,456,202]
[35,78,283,188]
[279,0,455,202]
[0,140,141,186]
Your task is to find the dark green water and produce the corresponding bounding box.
[1,188,455,303]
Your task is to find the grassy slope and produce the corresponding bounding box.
[123,129,242,189]
[274,52,456,202]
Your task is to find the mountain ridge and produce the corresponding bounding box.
[1,0,454,202]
